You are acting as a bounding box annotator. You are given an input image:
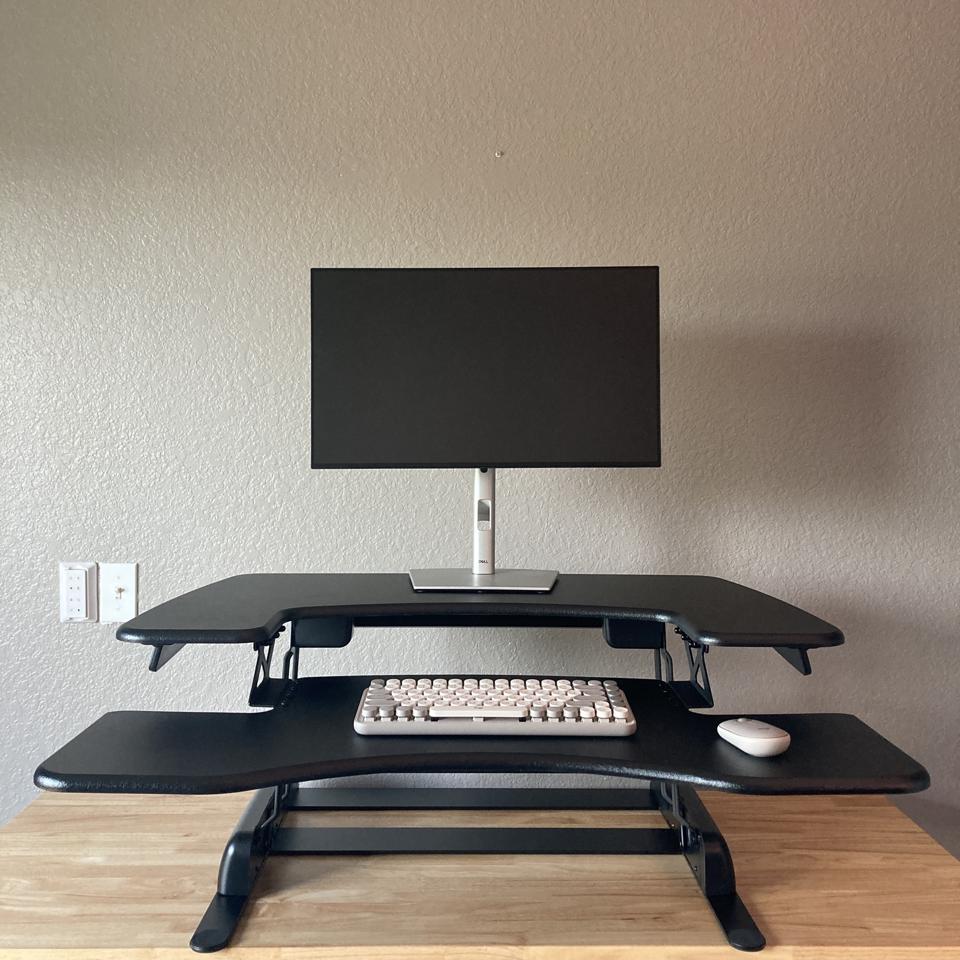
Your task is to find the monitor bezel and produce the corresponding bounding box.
[310,265,661,470]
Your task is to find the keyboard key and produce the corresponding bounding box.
[431,704,529,719]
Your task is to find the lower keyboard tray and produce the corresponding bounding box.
[35,677,929,796]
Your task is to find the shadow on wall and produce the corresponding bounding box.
[598,321,916,580]
[543,317,916,583]
[638,320,925,693]
[668,326,908,506]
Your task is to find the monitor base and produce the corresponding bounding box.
[408,569,558,593]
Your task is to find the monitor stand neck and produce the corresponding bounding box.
[408,468,558,593]
[472,466,496,575]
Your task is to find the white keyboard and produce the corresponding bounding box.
[353,677,636,737]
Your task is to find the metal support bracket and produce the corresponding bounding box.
[775,645,813,675]
[247,639,276,706]
[654,781,765,951]
[190,783,765,954]
[654,642,675,681]
[247,619,354,706]
[603,619,713,708]
[247,627,295,707]
[148,642,186,672]
[190,785,290,953]
[677,627,714,707]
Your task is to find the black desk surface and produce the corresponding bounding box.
[35,677,927,797]
[117,573,844,650]
[37,577,928,804]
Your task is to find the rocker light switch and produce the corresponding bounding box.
[98,562,138,623]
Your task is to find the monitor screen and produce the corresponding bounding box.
[311,266,659,468]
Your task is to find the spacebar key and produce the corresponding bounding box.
[430,705,529,719]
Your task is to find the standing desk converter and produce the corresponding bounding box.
[35,573,929,954]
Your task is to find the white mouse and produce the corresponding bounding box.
[717,718,791,757]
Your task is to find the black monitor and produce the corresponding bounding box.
[311,266,660,592]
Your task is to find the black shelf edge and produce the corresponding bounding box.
[115,573,845,651]
[34,677,927,798]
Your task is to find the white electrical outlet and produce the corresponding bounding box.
[98,562,138,623]
[59,562,98,622]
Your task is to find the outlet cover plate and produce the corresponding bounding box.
[59,562,98,623]
[98,562,138,624]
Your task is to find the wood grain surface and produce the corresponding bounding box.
[0,790,957,959]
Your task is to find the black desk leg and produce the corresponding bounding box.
[190,782,764,953]
[655,781,766,952]
[190,786,288,953]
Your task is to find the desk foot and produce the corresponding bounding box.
[708,893,766,952]
[655,781,766,952]
[190,893,248,953]
[190,785,287,953]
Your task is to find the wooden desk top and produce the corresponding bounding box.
[0,791,957,959]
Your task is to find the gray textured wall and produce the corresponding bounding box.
[1,0,958,854]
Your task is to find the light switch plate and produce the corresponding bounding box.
[59,562,98,622]
[98,562,138,623]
